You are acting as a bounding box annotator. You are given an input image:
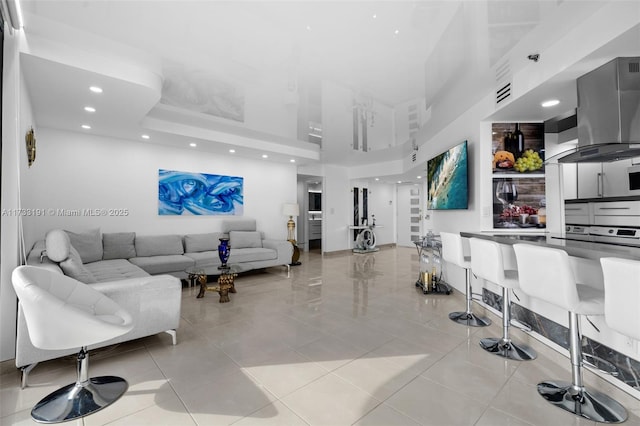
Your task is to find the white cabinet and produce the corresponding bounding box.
[576,160,631,198]
[565,202,591,225]
[592,200,640,226]
[309,220,322,240]
[577,163,603,198]
[602,159,632,197]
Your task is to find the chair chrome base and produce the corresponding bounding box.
[480,337,537,361]
[537,380,627,423]
[31,376,128,423]
[449,311,491,327]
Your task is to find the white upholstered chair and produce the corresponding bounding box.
[440,232,491,327]
[469,238,536,361]
[12,266,134,423]
[513,245,627,424]
[600,257,640,342]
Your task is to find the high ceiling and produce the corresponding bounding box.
[16,1,640,184]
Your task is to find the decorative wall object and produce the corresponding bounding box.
[161,66,245,122]
[491,122,545,228]
[25,127,36,167]
[427,140,469,210]
[158,169,243,216]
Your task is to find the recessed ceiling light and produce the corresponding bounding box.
[397,180,402,184]
[189,142,197,147]
[262,154,269,159]
[541,99,560,107]
[394,29,399,35]
[141,134,150,140]
[290,159,295,163]
[89,86,103,93]
[81,124,91,129]
[372,13,377,19]
[84,106,96,112]
[229,149,236,153]
[417,175,422,179]
[375,178,379,181]
[306,25,311,31]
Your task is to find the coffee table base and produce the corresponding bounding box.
[195,272,237,303]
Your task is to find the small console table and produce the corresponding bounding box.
[414,237,451,295]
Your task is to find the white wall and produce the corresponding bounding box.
[418,96,492,235]
[1,29,34,361]
[20,128,297,249]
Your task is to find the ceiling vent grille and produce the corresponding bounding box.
[496,81,512,105]
[495,60,512,106]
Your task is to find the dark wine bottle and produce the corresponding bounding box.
[512,123,525,158]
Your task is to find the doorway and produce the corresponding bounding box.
[396,185,423,247]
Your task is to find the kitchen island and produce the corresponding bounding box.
[459,232,640,261]
[453,231,640,399]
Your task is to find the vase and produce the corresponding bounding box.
[218,238,230,269]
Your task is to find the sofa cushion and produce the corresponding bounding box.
[129,255,194,275]
[135,235,184,257]
[228,248,276,263]
[59,246,97,284]
[65,229,103,263]
[103,232,137,260]
[184,233,223,253]
[85,259,149,282]
[45,229,71,262]
[229,231,262,249]
[221,218,256,233]
[183,251,221,268]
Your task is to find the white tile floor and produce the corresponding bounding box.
[2,247,640,425]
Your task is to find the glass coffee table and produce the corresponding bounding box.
[185,264,246,303]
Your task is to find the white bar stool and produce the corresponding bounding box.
[440,232,491,327]
[513,244,627,424]
[469,238,536,361]
[601,257,640,409]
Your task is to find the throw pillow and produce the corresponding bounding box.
[59,246,97,284]
[184,233,222,253]
[103,232,136,260]
[65,228,103,263]
[229,231,262,249]
[135,234,184,257]
[45,229,71,262]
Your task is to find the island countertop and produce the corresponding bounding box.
[459,232,640,261]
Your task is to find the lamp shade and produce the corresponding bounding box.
[282,203,299,217]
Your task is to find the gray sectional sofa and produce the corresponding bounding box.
[19,218,291,386]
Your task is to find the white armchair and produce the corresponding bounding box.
[12,266,135,423]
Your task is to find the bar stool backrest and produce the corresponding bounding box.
[469,238,506,286]
[440,232,469,268]
[513,243,580,312]
[600,257,640,341]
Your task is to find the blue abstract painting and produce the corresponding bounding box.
[158,169,244,216]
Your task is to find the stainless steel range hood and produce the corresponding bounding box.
[558,57,640,163]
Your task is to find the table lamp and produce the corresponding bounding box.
[282,203,301,265]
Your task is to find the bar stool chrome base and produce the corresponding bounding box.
[480,337,537,361]
[449,311,491,327]
[31,376,128,423]
[537,380,627,424]
[448,268,491,327]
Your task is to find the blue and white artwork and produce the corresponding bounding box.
[158,169,244,216]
